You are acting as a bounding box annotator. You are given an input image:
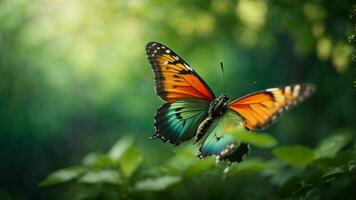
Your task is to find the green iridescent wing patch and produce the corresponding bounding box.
[152,99,210,146]
[198,110,250,162]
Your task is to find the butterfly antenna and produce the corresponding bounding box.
[220,62,226,94]
[248,81,258,87]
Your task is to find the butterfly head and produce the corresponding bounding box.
[209,94,230,117]
[221,94,229,102]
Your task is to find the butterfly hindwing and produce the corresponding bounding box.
[146,42,215,102]
[153,99,210,146]
[198,110,250,162]
[228,84,315,130]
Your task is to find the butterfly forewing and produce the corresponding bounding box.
[146,42,215,102]
[228,84,316,130]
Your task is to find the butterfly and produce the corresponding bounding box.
[146,42,316,163]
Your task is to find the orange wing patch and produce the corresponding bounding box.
[146,42,215,103]
[228,84,315,130]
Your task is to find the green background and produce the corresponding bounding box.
[0,0,354,199]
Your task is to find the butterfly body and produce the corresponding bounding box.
[146,42,315,163]
[195,94,230,143]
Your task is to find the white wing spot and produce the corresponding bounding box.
[293,85,301,97]
[215,155,221,163]
[266,88,278,92]
[223,166,230,174]
[165,49,171,53]
[184,63,193,71]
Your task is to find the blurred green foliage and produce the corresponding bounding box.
[39,131,354,199]
[0,0,355,199]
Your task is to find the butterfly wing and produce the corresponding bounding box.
[228,84,316,130]
[198,110,250,162]
[153,99,210,145]
[199,84,315,162]
[146,42,215,102]
[146,42,215,145]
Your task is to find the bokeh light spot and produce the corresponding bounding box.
[331,42,352,73]
[235,0,268,30]
[316,36,332,61]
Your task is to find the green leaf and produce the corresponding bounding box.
[228,158,276,176]
[273,145,315,166]
[314,151,356,168]
[233,130,278,148]
[320,167,347,183]
[302,171,324,186]
[173,145,197,157]
[82,153,115,168]
[108,136,134,162]
[182,157,215,178]
[119,147,144,178]
[65,185,98,200]
[134,176,182,191]
[78,170,122,185]
[39,167,86,187]
[165,156,196,175]
[315,129,353,159]
[277,175,303,198]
